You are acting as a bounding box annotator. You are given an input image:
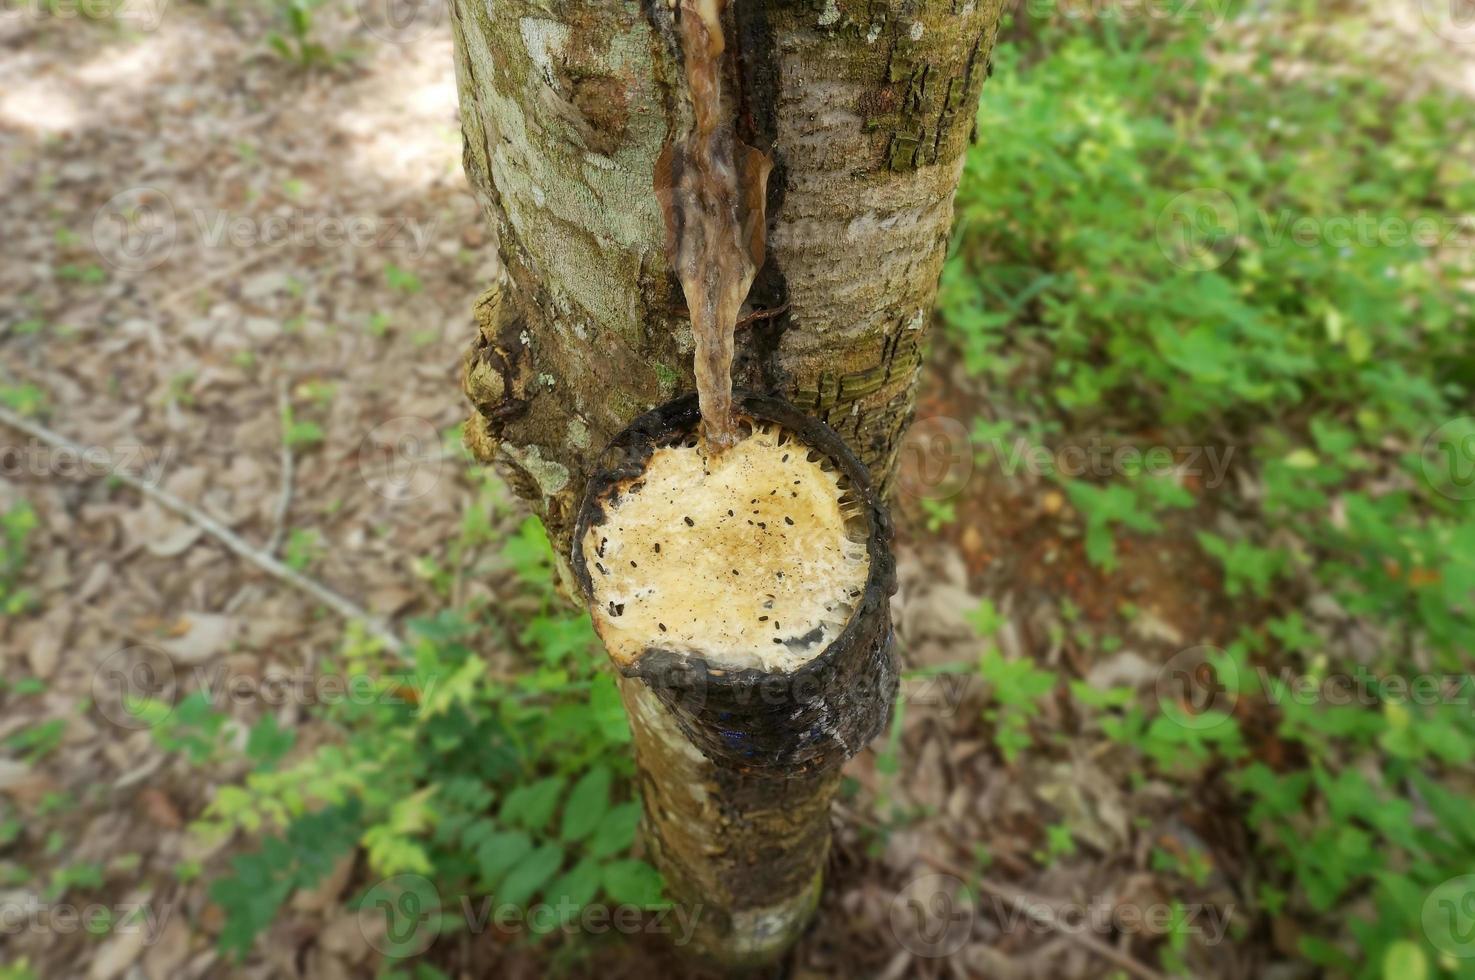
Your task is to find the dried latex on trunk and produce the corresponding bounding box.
[654,0,772,456]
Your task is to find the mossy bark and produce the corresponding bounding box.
[450,0,1004,964]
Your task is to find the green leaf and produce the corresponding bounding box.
[284,420,324,449]
[245,715,295,769]
[0,384,46,417]
[521,614,596,667]
[1381,941,1426,980]
[560,766,611,842]
[965,598,1004,637]
[475,831,531,889]
[590,675,631,743]
[587,802,642,859]
[600,859,664,907]
[1283,448,1320,469]
[498,776,565,832]
[384,263,423,294]
[497,843,565,907]
[541,857,601,929]
[211,802,362,960]
[501,518,554,584]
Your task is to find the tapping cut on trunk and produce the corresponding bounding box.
[580,418,870,673]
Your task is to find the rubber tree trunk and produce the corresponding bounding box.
[450,0,1004,964]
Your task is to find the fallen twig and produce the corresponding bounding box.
[0,405,406,657]
[915,851,1169,980]
[837,792,1166,980]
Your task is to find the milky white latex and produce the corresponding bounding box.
[584,424,869,673]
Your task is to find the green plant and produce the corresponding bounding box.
[193,516,660,963]
[0,959,39,980]
[1151,844,1213,888]
[366,312,392,337]
[280,399,324,450]
[283,528,323,571]
[384,264,422,295]
[1039,823,1077,862]
[296,380,336,406]
[0,809,22,848]
[55,264,106,285]
[46,861,105,901]
[1195,531,1286,598]
[969,599,1056,763]
[135,691,228,763]
[36,792,71,819]
[83,906,114,937]
[976,645,1056,763]
[3,677,46,697]
[1057,452,1198,572]
[3,719,65,763]
[919,497,956,531]
[211,800,364,956]
[266,0,338,68]
[166,371,196,408]
[0,502,38,617]
[0,385,46,418]
[38,0,122,19]
[413,472,506,599]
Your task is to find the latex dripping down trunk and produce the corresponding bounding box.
[653,0,772,458]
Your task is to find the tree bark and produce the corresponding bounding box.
[450,0,1004,963]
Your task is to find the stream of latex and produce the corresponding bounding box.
[656,0,771,457]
